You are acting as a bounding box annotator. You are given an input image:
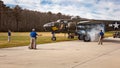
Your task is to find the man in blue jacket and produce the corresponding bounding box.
[98,30,104,45]
[29,29,38,49]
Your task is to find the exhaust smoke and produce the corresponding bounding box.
[88,24,105,42]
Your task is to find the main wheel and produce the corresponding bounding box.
[78,35,83,40]
[83,35,91,42]
[51,37,56,41]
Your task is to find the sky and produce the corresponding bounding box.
[2,0,120,20]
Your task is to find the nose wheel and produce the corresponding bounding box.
[51,37,56,41]
[51,31,56,41]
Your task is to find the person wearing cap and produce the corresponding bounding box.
[29,29,38,49]
[98,30,104,45]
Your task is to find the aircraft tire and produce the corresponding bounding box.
[51,37,56,41]
[68,35,74,39]
[68,35,71,39]
[71,36,74,39]
[83,35,91,42]
[78,35,83,40]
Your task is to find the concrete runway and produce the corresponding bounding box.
[0,37,120,68]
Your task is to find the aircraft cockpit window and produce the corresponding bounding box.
[54,23,59,27]
[64,21,68,23]
[44,23,51,27]
[44,22,54,27]
[51,22,54,26]
[57,20,61,22]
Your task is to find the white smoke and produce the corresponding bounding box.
[88,24,105,42]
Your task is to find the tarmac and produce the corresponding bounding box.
[0,37,120,68]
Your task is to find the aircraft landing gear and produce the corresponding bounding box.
[51,37,56,41]
[83,34,91,42]
[78,35,83,40]
[68,33,74,39]
[51,31,56,41]
[68,35,74,39]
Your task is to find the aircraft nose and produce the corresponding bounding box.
[43,23,53,28]
[43,22,54,31]
[43,23,51,31]
[43,23,50,28]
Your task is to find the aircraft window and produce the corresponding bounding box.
[86,24,97,29]
[77,25,85,28]
[44,23,51,27]
[54,23,59,27]
[64,21,68,23]
[45,22,54,26]
[57,20,61,22]
[51,22,54,26]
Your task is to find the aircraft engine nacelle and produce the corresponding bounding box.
[67,22,76,30]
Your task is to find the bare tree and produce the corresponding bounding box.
[0,1,71,32]
[13,5,22,32]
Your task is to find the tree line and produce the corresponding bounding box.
[0,0,71,32]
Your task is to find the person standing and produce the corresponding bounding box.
[8,30,11,42]
[29,29,38,49]
[98,30,104,45]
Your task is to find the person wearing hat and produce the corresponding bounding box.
[29,28,38,49]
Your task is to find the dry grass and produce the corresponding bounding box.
[0,31,115,48]
[0,32,77,48]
